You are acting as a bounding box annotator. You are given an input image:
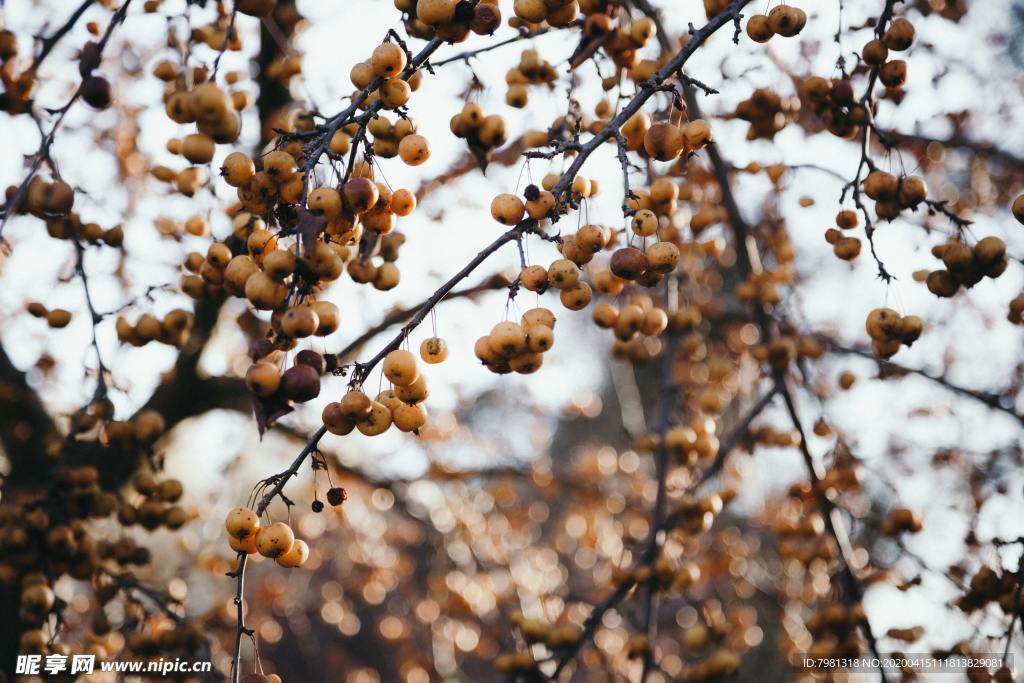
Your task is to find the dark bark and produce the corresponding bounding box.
[0,345,59,491]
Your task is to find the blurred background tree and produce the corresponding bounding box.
[0,0,1022,682]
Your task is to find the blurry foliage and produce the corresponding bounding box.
[0,0,1022,682]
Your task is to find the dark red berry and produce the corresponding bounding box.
[81,75,112,110]
[471,3,501,34]
[295,349,325,374]
[831,80,854,106]
[280,364,320,403]
[78,41,101,77]
[326,487,347,506]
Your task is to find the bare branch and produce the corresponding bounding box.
[778,376,890,682]
[822,337,1024,426]
[0,0,133,243]
[29,0,97,72]
[432,21,582,68]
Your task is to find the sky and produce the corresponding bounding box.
[0,0,1023,676]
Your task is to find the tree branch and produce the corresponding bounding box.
[29,0,97,73]
[233,3,757,677]
[0,0,133,243]
[822,338,1024,426]
[880,130,1024,170]
[693,382,781,487]
[330,275,509,365]
[432,21,582,68]
[639,318,677,682]
[778,376,889,682]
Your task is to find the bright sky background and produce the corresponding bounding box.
[1,0,1023,674]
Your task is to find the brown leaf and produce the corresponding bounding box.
[357,227,379,263]
[252,394,293,438]
[295,208,327,258]
[468,137,492,173]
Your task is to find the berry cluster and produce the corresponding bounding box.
[117,473,188,532]
[505,49,556,108]
[745,5,807,43]
[733,87,800,141]
[401,0,503,42]
[449,102,509,155]
[225,509,309,568]
[864,307,922,359]
[475,309,555,375]
[322,349,429,435]
[115,310,195,348]
[925,237,1008,298]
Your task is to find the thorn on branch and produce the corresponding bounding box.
[522,139,582,160]
[678,72,719,96]
[387,28,414,65]
[923,198,974,230]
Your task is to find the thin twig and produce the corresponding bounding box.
[29,0,98,72]
[330,275,509,365]
[821,337,1024,426]
[838,0,904,283]
[431,21,582,68]
[210,8,238,78]
[74,240,110,385]
[693,382,781,487]
[614,132,639,217]
[101,568,184,624]
[778,377,889,683]
[228,553,250,683]
[0,0,133,243]
[639,312,677,682]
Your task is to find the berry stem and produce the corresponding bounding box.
[547,0,756,210]
[431,20,582,68]
[229,553,249,683]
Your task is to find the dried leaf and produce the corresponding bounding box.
[295,208,327,258]
[252,394,293,437]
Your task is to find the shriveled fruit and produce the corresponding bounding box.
[323,402,356,435]
[610,247,648,280]
[420,337,448,363]
[643,123,684,161]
